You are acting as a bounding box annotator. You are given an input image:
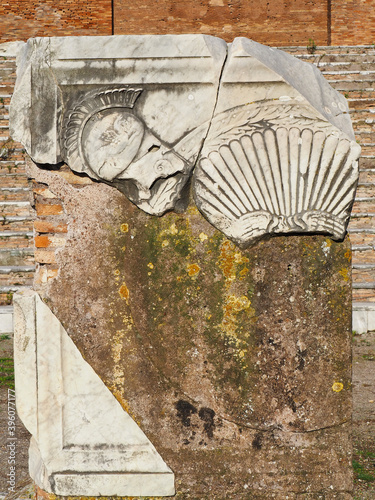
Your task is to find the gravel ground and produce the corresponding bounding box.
[352,331,375,499]
[0,331,374,499]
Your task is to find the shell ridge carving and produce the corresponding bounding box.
[304,131,326,211]
[264,129,283,214]
[306,135,330,211]
[249,133,276,213]
[289,128,301,216]
[327,166,358,215]
[195,179,242,225]
[317,140,351,211]
[218,146,254,213]
[299,129,313,214]
[223,142,260,212]
[252,132,280,215]
[196,163,243,219]
[311,136,339,209]
[276,128,290,216]
[207,152,248,216]
[240,136,268,211]
[229,140,261,211]
[319,146,352,212]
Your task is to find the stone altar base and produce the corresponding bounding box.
[15,178,353,498]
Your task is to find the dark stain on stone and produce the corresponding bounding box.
[288,395,297,413]
[198,407,216,438]
[175,399,197,427]
[252,433,263,450]
[296,347,308,371]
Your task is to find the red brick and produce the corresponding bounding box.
[34,220,68,234]
[35,201,63,216]
[34,235,66,248]
[0,1,111,42]
[34,249,57,264]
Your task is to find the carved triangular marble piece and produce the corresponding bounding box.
[13,290,174,497]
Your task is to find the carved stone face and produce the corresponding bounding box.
[62,87,203,216]
[82,109,145,181]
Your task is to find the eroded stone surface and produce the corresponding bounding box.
[27,160,353,497]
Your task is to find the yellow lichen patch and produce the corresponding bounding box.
[239,266,249,278]
[339,268,350,281]
[332,382,344,393]
[218,240,249,286]
[111,329,126,391]
[187,263,201,277]
[110,386,141,425]
[118,283,129,303]
[227,295,251,312]
[113,269,120,276]
[120,223,129,233]
[187,205,200,215]
[218,240,237,282]
[218,294,253,353]
[344,248,352,261]
[147,262,154,269]
[160,222,178,237]
[199,232,208,242]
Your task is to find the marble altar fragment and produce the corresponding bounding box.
[10,35,226,216]
[193,38,361,246]
[10,35,360,246]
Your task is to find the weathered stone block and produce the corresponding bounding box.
[11,35,357,498]
[20,158,354,497]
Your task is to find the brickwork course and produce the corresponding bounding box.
[2,1,375,46]
[1,2,375,307]
[0,1,112,41]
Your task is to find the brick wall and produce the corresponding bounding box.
[113,0,329,46]
[2,1,375,47]
[331,0,375,46]
[0,1,111,42]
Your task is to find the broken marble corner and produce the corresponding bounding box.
[13,290,175,497]
[10,35,361,246]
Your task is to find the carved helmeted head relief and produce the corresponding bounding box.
[62,87,199,216]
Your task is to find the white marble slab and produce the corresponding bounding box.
[13,290,174,496]
[193,37,361,247]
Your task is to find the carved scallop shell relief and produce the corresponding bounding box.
[193,102,361,247]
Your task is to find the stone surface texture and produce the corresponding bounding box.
[13,290,174,497]
[9,35,357,498]
[10,35,360,247]
[22,158,353,498]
